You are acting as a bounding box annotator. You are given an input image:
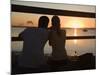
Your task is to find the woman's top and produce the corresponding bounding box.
[49,29,67,60]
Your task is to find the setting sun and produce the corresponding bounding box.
[72,24,83,28]
[63,17,85,28]
[62,16,95,28]
[71,20,84,28]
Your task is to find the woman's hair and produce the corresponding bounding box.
[38,16,49,28]
[51,15,61,36]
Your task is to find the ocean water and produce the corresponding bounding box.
[11,27,96,56]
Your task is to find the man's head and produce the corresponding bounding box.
[38,16,49,28]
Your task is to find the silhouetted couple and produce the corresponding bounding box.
[18,16,67,70]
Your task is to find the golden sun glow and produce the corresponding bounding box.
[63,17,87,28]
[72,24,82,28]
[70,20,84,28]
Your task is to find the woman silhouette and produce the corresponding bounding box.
[49,16,67,63]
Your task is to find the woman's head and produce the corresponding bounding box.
[51,15,60,28]
[38,16,49,28]
[51,16,61,36]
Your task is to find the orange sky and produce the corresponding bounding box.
[11,12,95,28]
[11,1,96,28]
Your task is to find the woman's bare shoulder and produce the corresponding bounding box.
[61,29,66,33]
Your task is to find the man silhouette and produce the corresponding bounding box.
[18,16,49,69]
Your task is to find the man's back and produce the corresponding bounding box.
[18,27,49,68]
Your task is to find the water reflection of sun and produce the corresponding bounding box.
[72,21,83,44]
[74,28,77,44]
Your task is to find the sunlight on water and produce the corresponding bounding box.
[74,28,77,44]
[11,28,96,56]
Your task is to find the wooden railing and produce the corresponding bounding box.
[12,36,96,41]
[11,4,95,18]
